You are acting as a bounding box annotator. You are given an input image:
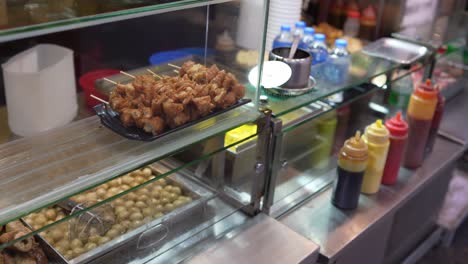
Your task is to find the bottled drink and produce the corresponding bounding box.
[329,0,346,28]
[343,11,360,37]
[310,33,328,65]
[403,80,438,169]
[382,112,408,185]
[359,5,377,41]
[332,131,368,210]
[388,73,413,109]
[300,27,315,51]
[272,25,293,49]
[293,21,306,38]
[324,38,350,84]
[361,119,390,194]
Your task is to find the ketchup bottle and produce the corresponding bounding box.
[425,88,445,153]
[361,119,390,194]
[382,112,408,185]
[332,131,368,209]
[403,80,438,169]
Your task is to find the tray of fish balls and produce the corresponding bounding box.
[21,164,212,264]
[94,60,249,141]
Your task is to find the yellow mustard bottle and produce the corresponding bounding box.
[361,119,390,194]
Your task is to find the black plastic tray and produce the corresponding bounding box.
[94,98,252,141]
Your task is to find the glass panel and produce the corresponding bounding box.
[269,83,382,216]
[248,51,399,117]
[0,104,259,226]
[0,128,259,262]
[0,0,232,42]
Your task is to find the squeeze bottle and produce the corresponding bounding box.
[425,88,445,153]
[332,131,368,209]
[403,80,438,169]
[382,112,408,185]
[361,119,390,194]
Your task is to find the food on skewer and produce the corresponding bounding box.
[108,61,246,135]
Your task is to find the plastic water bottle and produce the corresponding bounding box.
[324,39,350,84]
[293,21,306,38]
[300,27,315,51]
[310,33,329,65]
[272,25,293,49]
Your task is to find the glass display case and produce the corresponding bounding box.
[0,0,271,263]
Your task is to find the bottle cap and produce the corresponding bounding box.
[348,11,360,18]
[340,131,368,161]
[361,5,377,23]
[281,25,291,32]
[385,112,408,137]
[414,79,437,100]
[335,38,347,48]
[304,27,315,35]
[364,119,389,144]
[295,21,306,28]
[314,33,326,42]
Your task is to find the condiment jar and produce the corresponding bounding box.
[425,88,445,153]
[361,119,390,194]
[382,112,408,185]
[403,79,438,169]
[332,131,368,209]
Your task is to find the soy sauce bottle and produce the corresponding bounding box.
[332,131,368,209]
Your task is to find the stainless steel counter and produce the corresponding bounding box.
[439,83,468,148]
[280,136,464,263]
[185,213,319,264]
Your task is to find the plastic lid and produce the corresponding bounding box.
[385,112,408,137]
[314,33,326,41]
[304,27,315,35]
[364,119,389,144]
[281,25,292,32]
[414,79,437,100]
[335,38,347,48]
[348,11,360,18]
[295,21,306,28]
[341,131,368,160]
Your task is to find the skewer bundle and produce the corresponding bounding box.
[107,61,246,135]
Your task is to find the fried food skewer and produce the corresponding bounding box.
[168,63,181,69]
[120,71,136,79]
[91,94,109,105]
[146,69,163,79]
[103,78,117,85]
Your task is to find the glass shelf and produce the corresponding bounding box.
[0,105,260,226]
[247,51,399,118]
[0,0,231,43]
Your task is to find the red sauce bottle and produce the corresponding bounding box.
[403,80,438,169]
[425,88,445,153]
[382,112,408,185]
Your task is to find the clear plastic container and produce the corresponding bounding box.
[272,24,293,49]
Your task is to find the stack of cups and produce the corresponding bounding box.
[266,0,302,51]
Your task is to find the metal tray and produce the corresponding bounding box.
[94,98,251,141]
[362,38,428,65]
[24,164,213,264]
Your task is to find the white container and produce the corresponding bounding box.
[266,0,302,51]
[2,44,77,137]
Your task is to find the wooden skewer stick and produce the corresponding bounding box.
[91,94,109,104]
[120,70,135,79]
[146,69,163,79]
[173,69,180,74]
[168,63,181,70]
[103,78,117,85]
